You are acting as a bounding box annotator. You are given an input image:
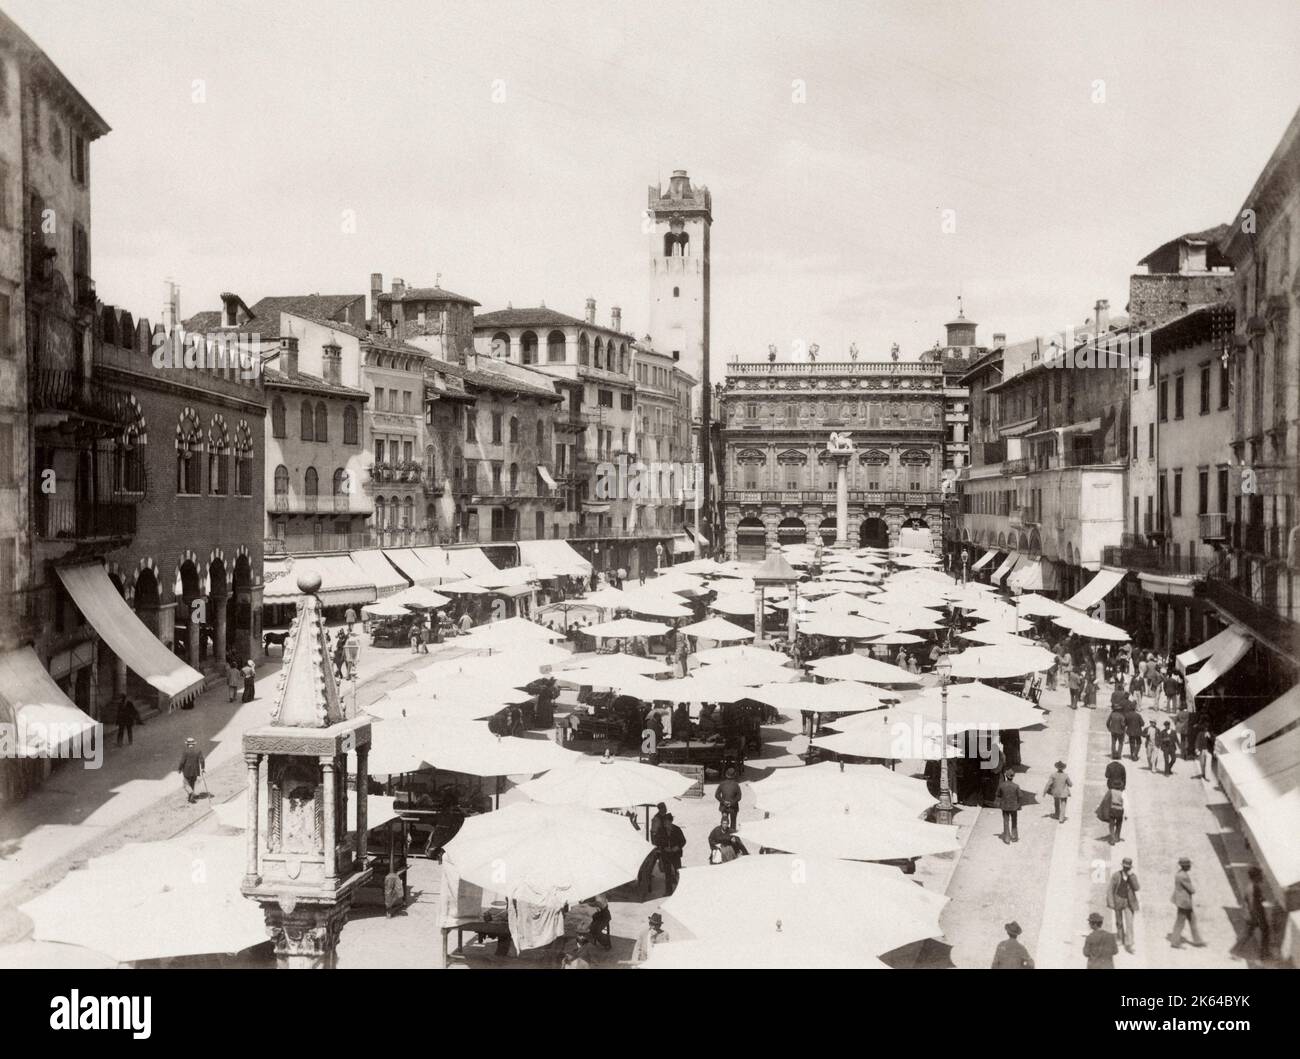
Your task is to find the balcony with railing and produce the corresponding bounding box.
[31,367,135,428]
[1003,458,1029,477]
[1103,543,1217,578]
[1198,512,1229,542]
[366,462,424,487]
[726,360,943,378]
[724,488,942,506]
[36,496,137,544]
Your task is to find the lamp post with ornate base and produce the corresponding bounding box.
[241,570,373,969]
[934,648,955,825]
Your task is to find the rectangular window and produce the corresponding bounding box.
[492,412,502,443]
[621,392,633,411]
[466,414,477,442]
[375,439,386,464]
[1148,422,1154,459]
[374,387,383,410]
[1218,359,1230,409]
[1198,469,1209,515]
[1131,425,1138,460]
[1172,470,1182,517]
[403,441,412,463]
[1216,466,1229,513]
[0,420,11,484]
[1174,373,1184,419]
[1158,379,1168,422]
[1157,472,1166,522]
[491,463,502,493]
[1199,364,1211,414]
[403,390,412,413]
[598,389,614,408]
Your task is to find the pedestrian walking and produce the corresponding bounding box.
[383,868,404,918]
[655,812,686,895]
[241,659,257,702]
[995,769,1021,843]
[1104,758,1127,791]
[1234,866,1272,959]
[114,696,140,747]
[1195,725,1213,780]
[1163,669,1183,713]
[1067,666,1082,710]
[1144,718,1160,771]
[1159,721,1178,775]
[409,623,421,654]
[1043,760,1072,822]
[715,767,742,830]
[1169,857,1206,948]
[1105,705,1127,759]
[1084,912,1119,968]
[419,622,430,654]
[344,606,357,631]
[632,912,669,962]
[1107,858,1140,953]
[1105,786,1125,844]
[991,921,1034,968]
[177,737,205,803]
[226,660,242,702]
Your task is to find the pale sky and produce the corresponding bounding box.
[11,0,1300,362]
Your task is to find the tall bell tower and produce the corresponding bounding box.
[646,170,713,529]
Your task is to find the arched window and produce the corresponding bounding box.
[547,330,566,363]
[116,396,147,493]
[535,420,545,448]
[520,331,538,365]
[424,445,435,483]
[593,337,604,370]
[332,468,349,495]
[273,465,289,510]
[208,414,231,495]
[673,286,680,298]
[374,496,386,528]
[491,331,510,359]
[304,466,319,496]
[270,396,286,438]
[234,420,254,496]
[314,402,328,442]
[175,408,203,495]
[300,401,313,440]
[578,333,590,366]
[509,463,519,494]
[343,403,359,445]
[401,496,414,528]
[509,416,519,444]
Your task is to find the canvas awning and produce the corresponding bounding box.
[970,550,998,572]
[1239,788,1300,907]
[351,550,409,597]
[382,548,441,587]
[1217,724,1300,811]
[1217,684,1300,753]
[991,553,1021,585]
[1007,559,1058,593]
[537,465,558,489]
[673,535,695,555]
[518,540,591,579]
[0,646,98,757]
[263,556,376,607]
[411,547,498,583]
[1178,624,1253,697]
[1064,568,1125,611]
[1177,625,1240,670]
[55,564,205,704]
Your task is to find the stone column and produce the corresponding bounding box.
[787,582,798,641]
[243,754,260,886]
[753,586,765,644]
[186,601,201,672]
[213,594,228,667]
[356,746,369,874]
[833,454,851,547]
[321,758,337,886]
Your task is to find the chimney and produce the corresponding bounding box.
[322,341,342,384]
[392,278,405,296]
[1094,298,1111,334]
[992,332,1006,347]
[585,297,596,325]
[611,306,622,332]
[370,273,382,327]
[279,336,299,376]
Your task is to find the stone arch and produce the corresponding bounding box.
[997,532,1007,549]
[735,516,767,561]
[860,516,889,548]
[520,331,539,365]
[818,516,837,545]
[777,516,807,544]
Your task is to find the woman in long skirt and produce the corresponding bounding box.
[241,659,256,702]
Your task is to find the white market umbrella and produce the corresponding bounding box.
[959,629,1042,648]
[798,614,893,639]
[1014,593,1067,618]
[678,617,755,643]
[944,644,1055,679]
[807,653,918,685]
[1051,610,1131,641]
[738,807,961,861]
[642,936,888,970]
[517,753,694,808]
[582,586,632,610]
[368,718,580,776]
[554,654,671,683]
[20,836,265,964]
[745,681,894,713]
[583,617,672,640]
[660,855,947,956]
[751,760,935,818]
[710,593,769,617]
[362,599,414,618]
[905,682,1045,731]
[669,557,729,576]
[442,802,647,897]
[618,591,693,619]
[437,580,489,595]
[812,712,960,761]
[693,644,790,668]
[365,684,522,722]
[805,591,873,614]
[389,585,453,610]
[870,631,925,646]
[465,616,568,643]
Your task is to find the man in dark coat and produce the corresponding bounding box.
[655,812,686,895]
[991,921,1033,968]
[1083,912,1119,968]
[1124,708,1145,761]
[1170,857,1205,948]
[1105,706,1127,759]
[177,737,205,803]
[1107,858,1141,953]
[995,769,1021,843]
[114,696,140,747]
[1104,758,1127,791]
[1159,721,1179,775]
[715,767,742,830]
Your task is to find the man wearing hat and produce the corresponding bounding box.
[633,912,670,962]
[177,738,205,803]
[1043,760,1073,823]
[1170,857,1206,948]
[1107,858,1141,953]
[1083,912,1119,968]
[991,921,1033,968]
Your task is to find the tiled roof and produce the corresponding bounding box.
[475,307,593,331]
[183,310,224,333]
[288,314,431,356]
[183,294,364,342]
[379,286,480,306]
[462,364,561,400]
[263,367,369,399]
[1137,224,1232,268]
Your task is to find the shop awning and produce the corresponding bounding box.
[1184,626,1252,697]
[1217,684,1300,752]
[991,553,1020,585]
[1177,625,1241,670]
[351,550,409,597]
[263,556,377,607]
[673,534,695,555]
[56,564,205,704]
[518,540,591,579]
[685,525,711,546]
[1007,559,1059,593]
[1217,724,1300,811]
[489,583,535,599]
[1064,568,1125,612]
[409,547,498,583]
[999,419,1040,438]
[382,548,441,587]
[537,465,558,490]
[0,646,98,757]
[970,550,999,572]
[1239,788,1300,906]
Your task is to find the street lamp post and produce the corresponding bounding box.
[935,648,954,825]
[343,633,360,717]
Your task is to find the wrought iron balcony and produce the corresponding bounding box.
[35,496,136,543]
[1198,512,1228,542]
[31,368,134,430]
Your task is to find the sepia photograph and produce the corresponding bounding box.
[0,0,1297,1031]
